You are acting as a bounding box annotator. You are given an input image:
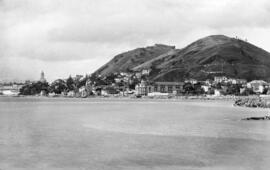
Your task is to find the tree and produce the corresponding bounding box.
[193,83,204,95]
[240,88,255,96]
[66,76,75,91]
[215,82,222,89]
[227,84,240,95]
[149,65,160,77]
[50,79,67,94]
[19,81,49,95]
[104,74,116,85]
[128,77,139,89]
[183,82,195,94]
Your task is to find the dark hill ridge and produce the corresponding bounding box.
[95,35,270,81]
[95,44,175,76]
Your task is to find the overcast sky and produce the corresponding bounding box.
[1,0,270,82]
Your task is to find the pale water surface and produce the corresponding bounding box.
[0,97,270,170]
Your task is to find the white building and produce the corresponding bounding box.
[214,76,227,83]
[141,69,151,75]
[2,90,19,96]
[184,78,198,84]
[135,80,149,95]
[227,78,247,85]
[201,85,210,92]
[214,89,222,96]
[79,86,88,97]
[247,80,268,93]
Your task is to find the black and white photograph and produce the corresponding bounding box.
[1,0,270,169]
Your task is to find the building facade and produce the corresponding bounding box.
[247,80,268,93]
[135,81,184,96]
[214,76,227,83]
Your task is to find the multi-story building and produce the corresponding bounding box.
[135,81,184,96]
[153,82,184,94]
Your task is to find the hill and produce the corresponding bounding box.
[95,35,270,81]
[94,44,175,76]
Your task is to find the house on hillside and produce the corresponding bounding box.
[214,76,227,83]
[120,72,129,77]
[231,78,247,85]
[73,75,84,81]
[205,79,213,85]
[226,78,247,85]
[184,78,198,84]
[141,69,151,75]
[135,72,142,79]
[114,77,122,83]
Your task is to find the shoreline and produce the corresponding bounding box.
[0,94,260,102]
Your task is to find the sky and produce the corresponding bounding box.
[1,0,270,82]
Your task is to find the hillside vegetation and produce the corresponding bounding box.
[95,35,270,81]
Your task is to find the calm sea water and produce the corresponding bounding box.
[0,97,270,170]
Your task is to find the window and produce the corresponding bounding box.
[160,85,165,92]
[168,86,173,93]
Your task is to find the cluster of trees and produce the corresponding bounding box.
[19,76,90,95]
[181,82,254,96]
[90,73,140,90]
[182,82,204,95]
[19,73,139,96]
[20,81,50,95]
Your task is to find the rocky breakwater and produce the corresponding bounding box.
[234,97,270,108]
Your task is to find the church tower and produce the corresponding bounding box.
[40,71,46,82]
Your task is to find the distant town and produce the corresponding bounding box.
[0,69,269,98]
[1,35,270,99]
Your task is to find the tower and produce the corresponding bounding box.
[40,71,46,82]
